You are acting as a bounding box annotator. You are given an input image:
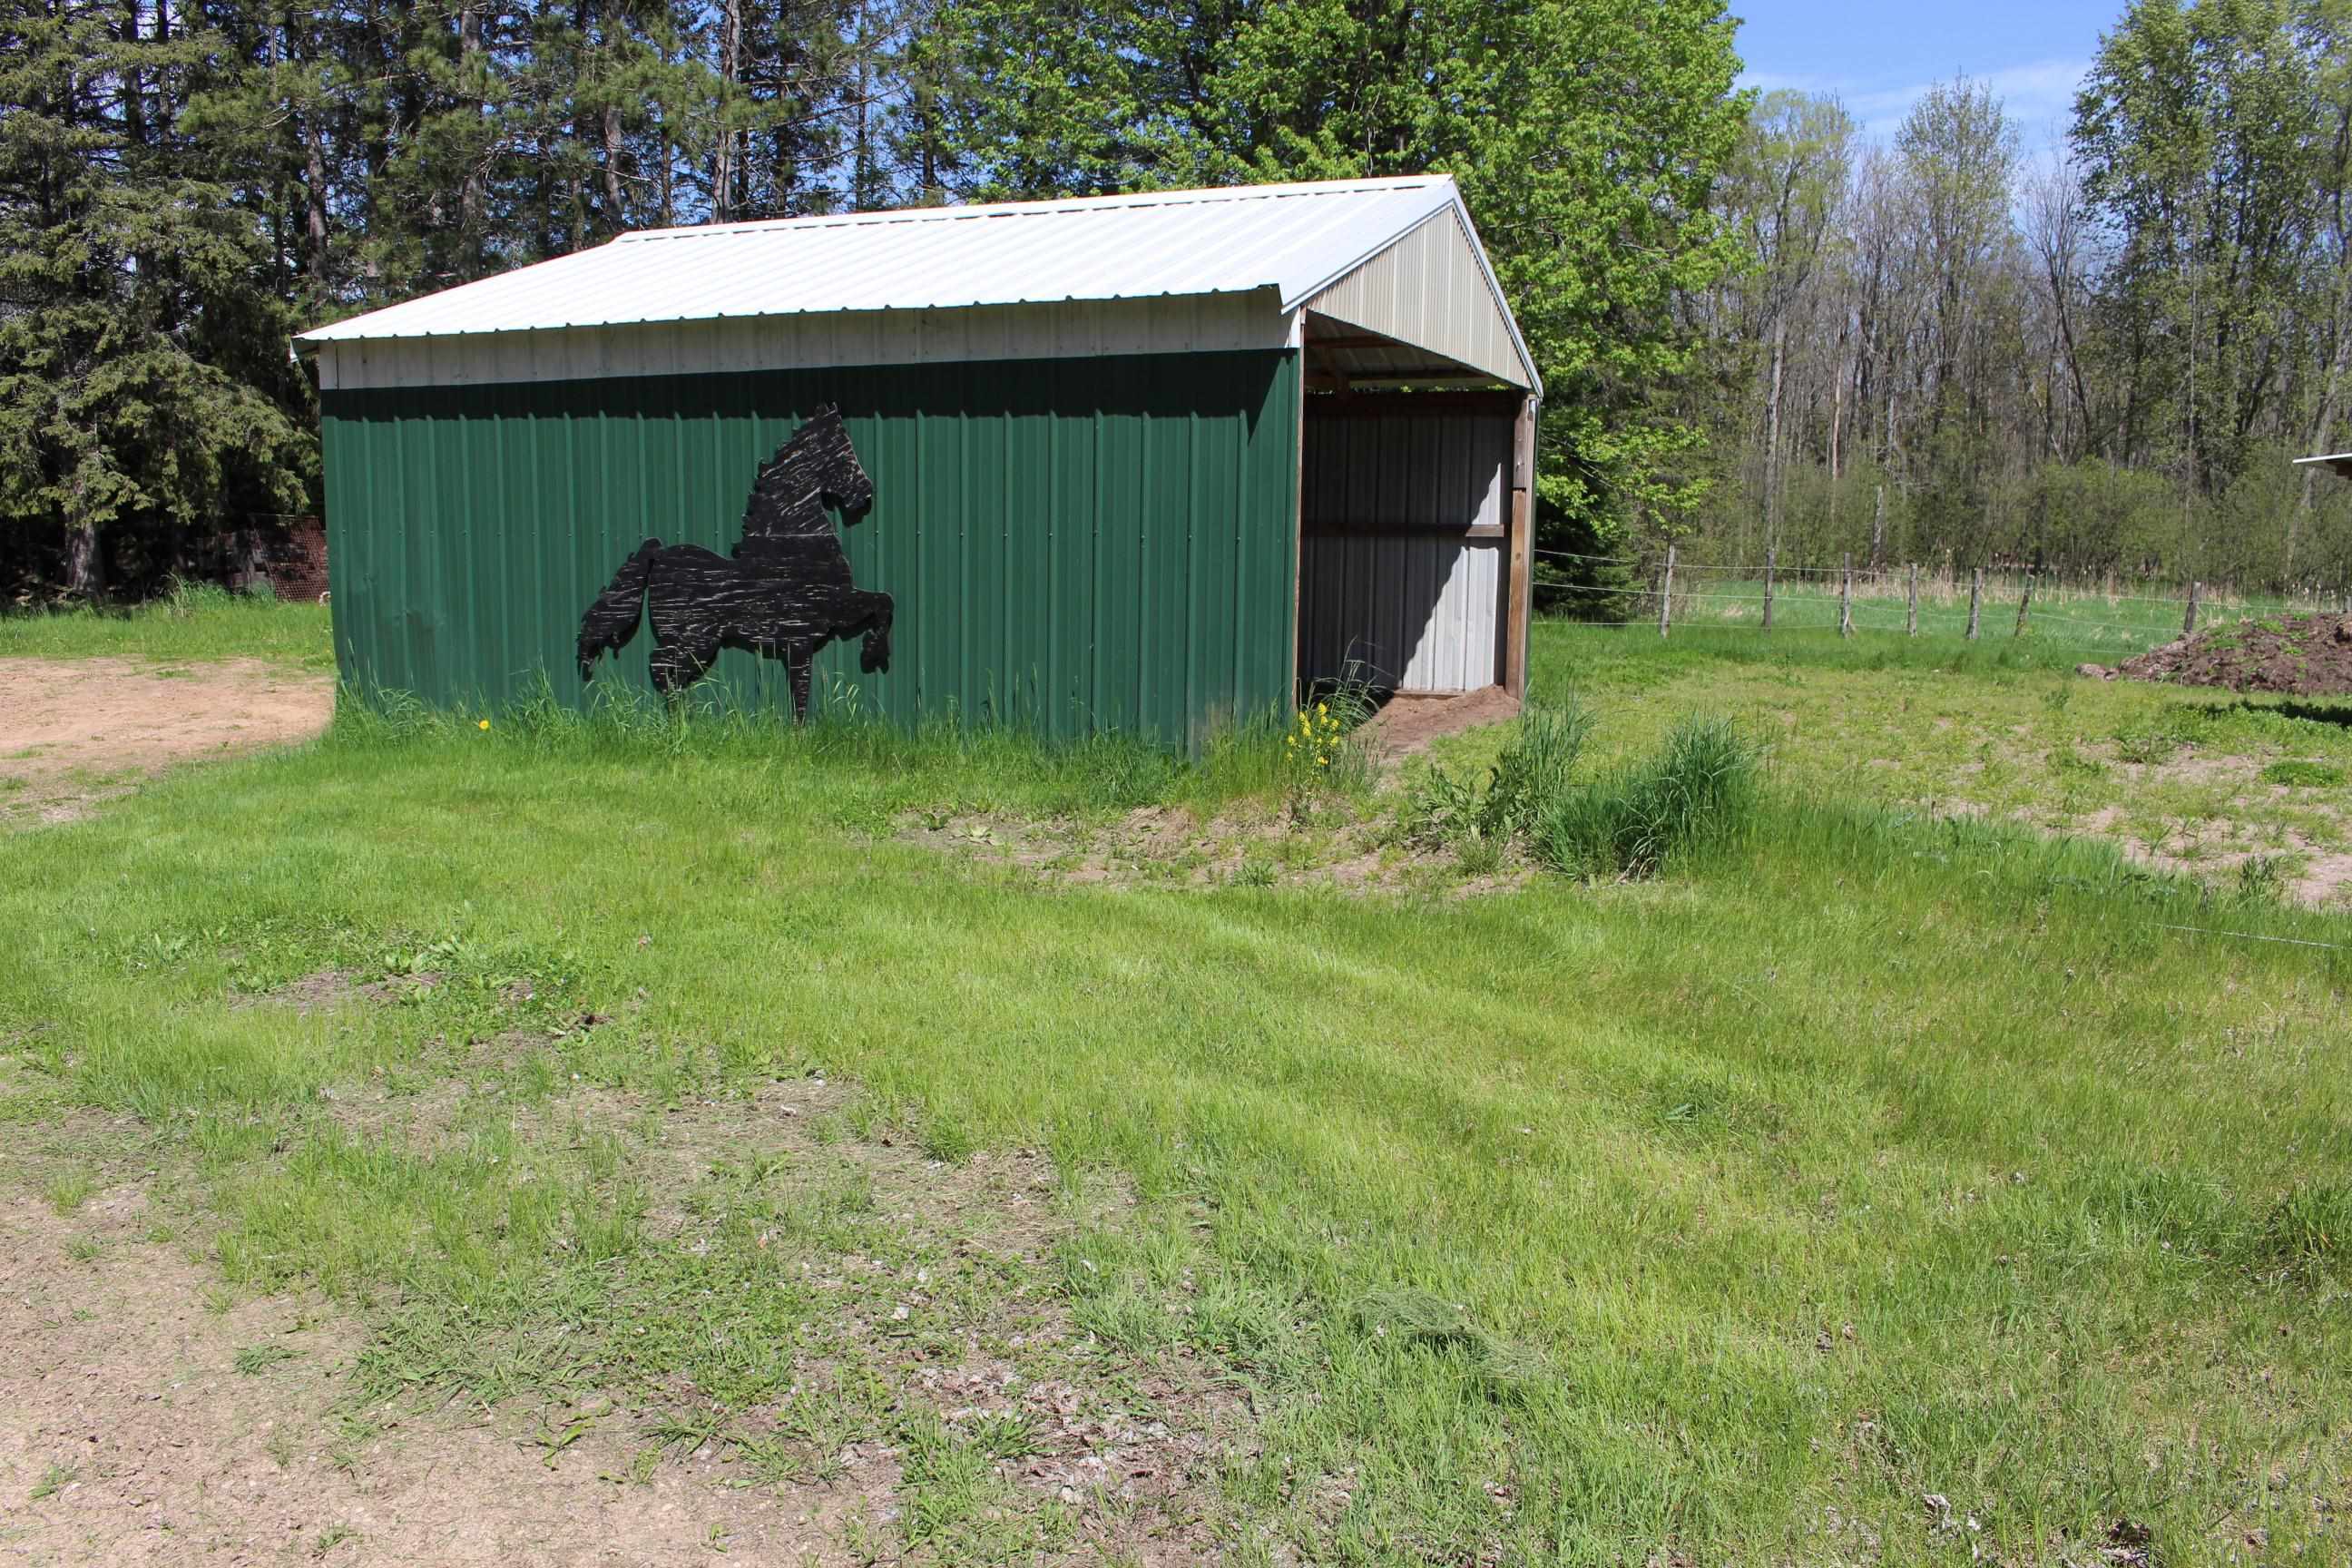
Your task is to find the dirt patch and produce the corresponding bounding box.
[899,804,1504,897]
[1358,685,1522,763]
[2119,614,2352,696]
[0,1190,868,1566]
[1,1074,1244,1566]
[0,656,333,825]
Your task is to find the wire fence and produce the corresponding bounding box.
[1534,549,2352,656]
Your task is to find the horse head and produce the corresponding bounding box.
[808,405,875,521]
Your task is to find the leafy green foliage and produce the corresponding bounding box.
[731,0,1752,551]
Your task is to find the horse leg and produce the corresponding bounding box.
[649,640,713,698]
[648,612,720,697]
[854,590,895,673]
[787,647,813,722]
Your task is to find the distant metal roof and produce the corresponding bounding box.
[299,175,1505,343]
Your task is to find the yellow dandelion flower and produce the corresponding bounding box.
[478,719,491,730]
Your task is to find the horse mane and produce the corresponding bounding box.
[739,406,851,544]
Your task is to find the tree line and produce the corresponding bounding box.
[0,0,1744,598]
[6,0,2351,603]
[1682,0,2352,598]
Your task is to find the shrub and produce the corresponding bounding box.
[1537,716,1760,878]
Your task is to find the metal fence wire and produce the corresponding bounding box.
[1534,548,2352,652]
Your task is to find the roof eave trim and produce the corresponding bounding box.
[294,283,1291,347]
[1281,187,1543,397]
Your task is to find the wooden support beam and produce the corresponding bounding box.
[1504,395,1536,698]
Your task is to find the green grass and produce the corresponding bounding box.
[2264,760,2348,789]
[2,628,2348,1563]
[234,1340,300,1375]
[1446,620,2352,903]
[1641,571,2312,657]
[0,583,333,669]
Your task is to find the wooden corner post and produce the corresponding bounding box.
[1504,395,1537,699]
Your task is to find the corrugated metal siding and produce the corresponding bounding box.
[318,293,1291,390]
[1296,400,1512,691]
[1301,404,1510,531]
[322,350,1300,747]
[1298,536,1499,691]
[1301,211,1529,388]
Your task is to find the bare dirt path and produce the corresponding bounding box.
[0,1189,853,1566]
[0,659,333,825]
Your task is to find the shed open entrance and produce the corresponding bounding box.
[1296,320,1521,697]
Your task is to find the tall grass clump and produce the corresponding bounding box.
[1537,715,1760,878]
[1190,681,1379,808]
[1406,700,1593,855]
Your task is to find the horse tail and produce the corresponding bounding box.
[577,539,661,679]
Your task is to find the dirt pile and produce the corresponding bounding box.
[2118,613,2352,696]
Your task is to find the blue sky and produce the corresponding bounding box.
[1731,0,2126,150]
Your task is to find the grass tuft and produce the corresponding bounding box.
[2255,1184,2352,1280]
[2262,759,2347,789]
[1537,715,1761,877]
[1405,699,1592,852]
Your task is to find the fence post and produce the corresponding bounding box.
[1906,563,1919,636]
[1762,542,1776,631]
[1658,544,1675,639]
[1839,554,1854,638]
[2014,571,2034,637]
[1966,569,1983,640]
[2184,580,2201,636]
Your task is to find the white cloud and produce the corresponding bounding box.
[1738,56,2089,152]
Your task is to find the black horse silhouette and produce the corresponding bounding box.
[576,406,894,720]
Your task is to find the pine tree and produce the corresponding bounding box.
[0,0,313,598]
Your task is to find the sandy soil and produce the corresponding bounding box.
[0,659,333,825]
[0,1189,869,1567]
[1357,685,1522,762]
[0,1072,1234,1567]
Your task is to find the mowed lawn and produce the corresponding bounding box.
[3,605,2348,1564]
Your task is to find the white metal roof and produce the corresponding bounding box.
[297,175,1535,388]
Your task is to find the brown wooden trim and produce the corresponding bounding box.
[1303,522,1504,541]
[1301,388,1524,417]
[1504,396,1536,699]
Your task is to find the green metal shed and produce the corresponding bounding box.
[298,176,1542,747]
